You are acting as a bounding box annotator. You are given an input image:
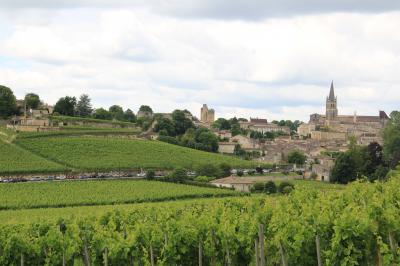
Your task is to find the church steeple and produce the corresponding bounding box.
[328,81,335,101]
[326,81,338,120]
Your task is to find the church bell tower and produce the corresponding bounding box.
[326,81,338,120]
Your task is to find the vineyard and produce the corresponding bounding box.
[15,136,256,171]
[0,180,238,210]
[0,141,67,175]
[0,176,398,265]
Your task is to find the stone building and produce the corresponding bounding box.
[299,81,388,144]
[200,104,215,124]
[311,156,335,182]
[218,142,236,154]
[8,108,59,132]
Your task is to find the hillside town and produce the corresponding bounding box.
[1,81,391,184]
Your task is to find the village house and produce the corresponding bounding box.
[7,102,59,132]
[214,130,232,139]
[211,175,303,192]
[218,142,236,154]
[310,156,335,182]
[230,134,260,150]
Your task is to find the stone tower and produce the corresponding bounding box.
[326,81,338,121]
[200,104,215,124]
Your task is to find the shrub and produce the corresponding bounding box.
[264,181,277,194]
[252,182,265,193]
[196,164,222,178]
[146,170,155,180]
[278,181,294,194]
[194,176,213,182]
[158,135,179,145]
[237,170,244,177]
[282,186,294,194]
[169,167,187,183]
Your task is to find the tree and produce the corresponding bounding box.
[139,105,153,113]
[231,123,241,136]
[181,128,196,147]
[123,109,136,123]
[287,150,306,165]
[362,142,384,178]
[234,144,246,156]
[172,110,194,135]
[155,118,176,136]
[93,108,112,120]
[24,93,40,109]
[0,85,17,117]
[196,164,222,178]
[168,167,187,183]
[331,152,358,184]
[212,118,231,130]
[383,111,400,168]
[76,94,93,117]
[54,96,77,116]
[109,105,124,121]
[196,130,219,152]
[219,163,232,177]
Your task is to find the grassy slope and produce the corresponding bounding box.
[0,179,238,210]
[16,136,256,171]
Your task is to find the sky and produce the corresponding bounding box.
[0,1,399,121]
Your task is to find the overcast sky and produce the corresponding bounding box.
[0,1,399,121]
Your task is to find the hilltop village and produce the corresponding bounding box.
[1,82,390,183]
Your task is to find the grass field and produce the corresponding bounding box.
[0,179,238,210]
[0,141,67,175]
[16,136,257,171]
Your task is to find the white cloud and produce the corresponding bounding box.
[0,8,399,121]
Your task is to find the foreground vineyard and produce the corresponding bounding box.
[15,136,256,171]
[0,180,238,210]
[0,177,399,265]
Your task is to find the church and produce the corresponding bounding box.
[298,82,389,144]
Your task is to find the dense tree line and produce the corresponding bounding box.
[0,86,45,118]
[54,94,137,123]
[0,86,141,123]
[155,110,219,153]
[271,119,302,134]
[249,130,287,140]
[212,117,247,136]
